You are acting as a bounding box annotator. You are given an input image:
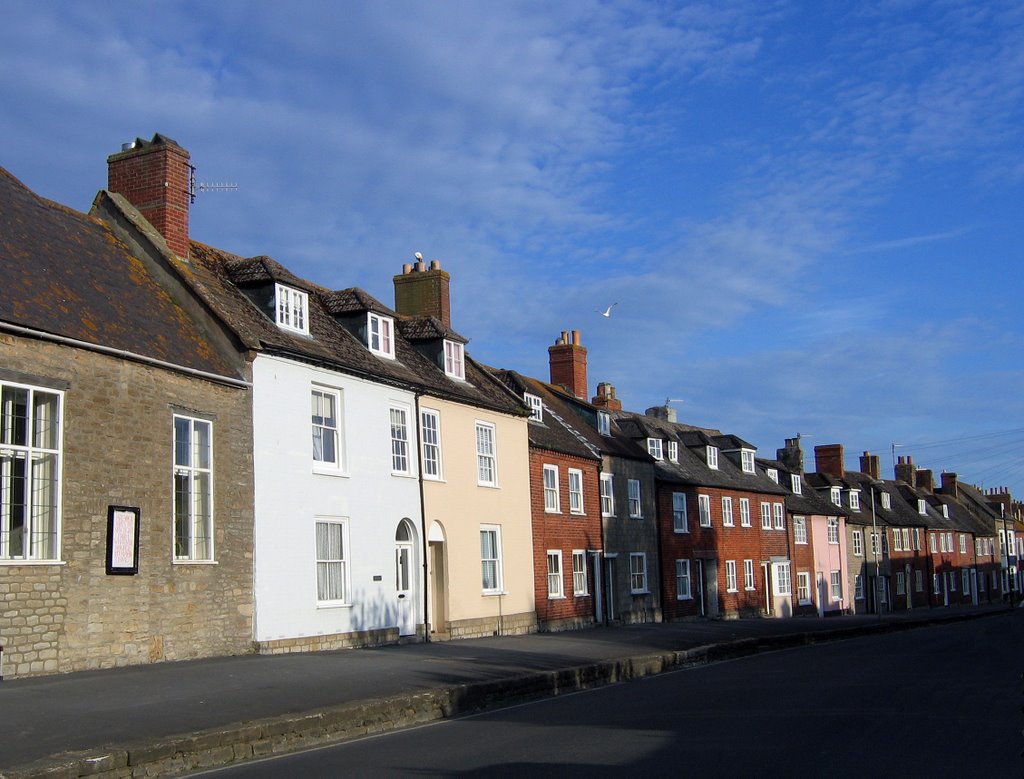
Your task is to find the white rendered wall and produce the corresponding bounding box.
[251,354,423,642]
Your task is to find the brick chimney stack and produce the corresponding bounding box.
[548,329,588,400]
[916,468,935,493]
[645,405,677,423]
[591,382,621,411]
[814,444,845,478]
[859,451,881,480]
[777,438,805,474]
[895,455,917,485]
[107,134,192,259]
[393,257,451,327]
[940,471,959,498]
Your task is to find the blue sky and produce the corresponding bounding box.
[3,1,1023,493]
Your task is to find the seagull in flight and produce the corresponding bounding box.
[596,303,618,317]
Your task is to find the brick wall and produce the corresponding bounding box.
[0,334,254,676]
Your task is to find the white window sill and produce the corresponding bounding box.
[548,595,566,601]
[745,587,756,592]
[673,529,689,534]
[317,602,353,610]
[172,559,219,565]
[0,559,66,566]
[569,511,585,517]
[313,466,349,478]
[544,508,561,514]
[391,472,417,479]
[478,483,500,489]
[630,590,650,596]
[726,588,738,594]
[573,592,590,598]
[676,595,693,601]
[482,590,507,597]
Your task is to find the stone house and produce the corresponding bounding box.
[0,143,255,677]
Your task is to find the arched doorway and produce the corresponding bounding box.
[395,519,417,636]
[428,521,448,637]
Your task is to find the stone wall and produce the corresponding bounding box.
[0,333,254,676]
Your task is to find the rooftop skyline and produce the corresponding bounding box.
[2,1,1022,492]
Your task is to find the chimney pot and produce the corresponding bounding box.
[430,260,440,270]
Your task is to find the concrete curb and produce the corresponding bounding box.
[1,609,1008,778]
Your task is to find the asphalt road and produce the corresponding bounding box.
[194,611,1024,778]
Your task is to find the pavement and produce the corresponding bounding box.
[0,604,1016,778]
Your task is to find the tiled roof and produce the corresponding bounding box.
[396,316,468,344]
[0,166,240,379]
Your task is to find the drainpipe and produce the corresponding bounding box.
[413,392,430,642]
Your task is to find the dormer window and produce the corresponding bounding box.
[706,446,719,469]
[368,313,395,358]
[766,468,779,483]
[917,499,927,515]
[275,284,308,334]
[881,492,891,510]
[830,486,841,506]
[741,450,755,473]
[525,393,543,422]
[850,491,860,510]
[791,474,802,495]
[941,504,949,519]
[597,411,611,436]
[443,340,465,380]
[647,438,663,460]
[667,441,679,463]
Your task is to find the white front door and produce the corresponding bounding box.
[395,521,416,636]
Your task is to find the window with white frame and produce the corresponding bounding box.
[765,468,778,483]
[895,571,905,595]
[799,572,812,604]
[902,528,910,551]
[597,411,611,436]
[367,312,395,358]
[791,474,802,495]
[675,559,692,599]
[941,505,949,518]
[1,382,61,561]
[773,503,785,530]
[667,441,678,463]
[275,283,308,334]
[725,560,738,592]
[547,551,563,598]
[722,496,734,527]
[629,553,648,593]
[775,562,792,596]
[852,529,863,556]
[830,570,842,600]
[917,499,927,515]
[932,574,940,594]
[627,479,642,518]
[871,532,880,556]
[311,388,342,469]
[706,446,719,469]
[893,528,903,552]
[830,487,841,506]
[524,393,543,422]
[913,528,921,551]
[741,450,755,473]
[760,502,772,530]
[572,550,588,595]
[978,569,985,592]
[744,559,755,590]
[698,494,712,527]
[420,409,442,479]
[949,571,956,592]
[962,569,970,593]
[939,533,948,553]
[916,570,924,592]
[959,534,966,554]
[173,415,213,561]
[600,473,614,516]
[827,518,839,544]
[929,532,937,553]
[881,492,891,510]
[315,519,348,603]
[740,498,751,527]
[390,406,411,475]
[794,516,808,544]
[568,469,584,514]
[480,525,503,593]
[672,492,688,533]
[647,438,663,460]
[854,574,864,600]
[475,422,497,486]
[543,465,560,513]
[850,491,860,510]
[443,340,465,380]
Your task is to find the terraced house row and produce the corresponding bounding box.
[2,135,1021,678]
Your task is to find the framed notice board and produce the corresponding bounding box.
[106,505,140,575]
